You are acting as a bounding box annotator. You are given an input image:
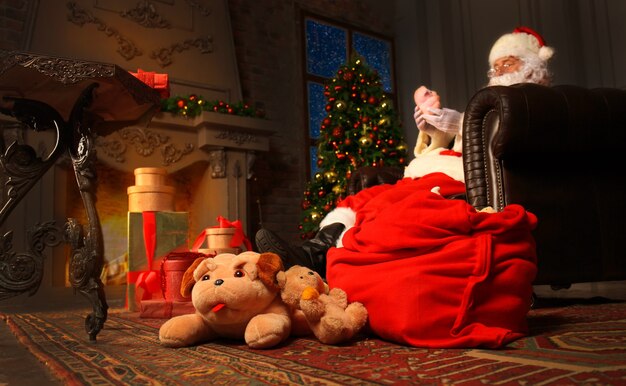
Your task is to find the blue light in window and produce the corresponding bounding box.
[307,81,325,139]
[305,18,347,78]
[353,32,393,92]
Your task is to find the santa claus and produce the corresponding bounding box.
[256,26,554,271]
[254,27,553,348]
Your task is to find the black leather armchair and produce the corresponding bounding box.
[463,84,626,286]
[348,84,626,286]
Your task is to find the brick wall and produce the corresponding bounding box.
[228,0,395,245]
[0,0,34,51]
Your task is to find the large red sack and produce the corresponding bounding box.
[327,173,537,348]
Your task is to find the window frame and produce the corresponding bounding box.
[300,12,397,179]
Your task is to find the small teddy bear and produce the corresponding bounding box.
[277,265,368,345]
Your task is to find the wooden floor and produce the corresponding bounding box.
[0,281,625,385]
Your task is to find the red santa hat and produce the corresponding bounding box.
[488,26,554,66]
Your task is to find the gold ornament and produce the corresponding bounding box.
[378,116,389,126]
[324,171,338,183]
[314,172,323,181]
[310,211,321,222]
[396,142,408,153]
[335,100,347,111]
[359,136,373,148]
[332,185,343,195]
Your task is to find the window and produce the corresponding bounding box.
[303,14,396,177]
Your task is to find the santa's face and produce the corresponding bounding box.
[487,55,550,87]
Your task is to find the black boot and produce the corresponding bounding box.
[255,223,345,277]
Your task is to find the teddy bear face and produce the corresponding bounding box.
[191,252,278,326]
[277,266,327,308]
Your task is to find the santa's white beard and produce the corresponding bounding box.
[488,58,550,87]
[488,69,530,86]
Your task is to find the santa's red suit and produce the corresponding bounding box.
[323,149,537,348]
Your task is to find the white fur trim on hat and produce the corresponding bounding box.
[489,27,554,66]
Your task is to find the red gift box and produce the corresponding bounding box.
[139,299,196,319]
[139,250,211,318]
[131,69,170,98]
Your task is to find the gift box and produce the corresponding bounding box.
[191,216,252,255]
[139,299,196,319]
[127,211,189,311]
[139,250,210,318]
[130,69,170,98]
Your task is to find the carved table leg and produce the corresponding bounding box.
[65,135,108,342]
[1,94,109,342]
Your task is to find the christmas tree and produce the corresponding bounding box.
[299,56,408,238]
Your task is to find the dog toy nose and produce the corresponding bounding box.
[214,279,224,286]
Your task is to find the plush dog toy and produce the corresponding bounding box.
[277,265,368,344]
[159,251,293,349]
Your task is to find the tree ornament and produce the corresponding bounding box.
[378,116,389,126]
[359,136,373,148]
[332,184,343,195]
[310,211,321,222]
[335,100,347,111]
[314,172,323,181]
[324,170,338,183]
[396,142,408,153]
[332,127,343,138]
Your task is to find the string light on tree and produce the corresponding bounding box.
[299,56,408,237]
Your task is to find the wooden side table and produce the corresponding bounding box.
[0,51,160,341]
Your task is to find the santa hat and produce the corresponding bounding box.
[489,26,554,66]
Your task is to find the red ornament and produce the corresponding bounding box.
[368,96,377,104]
[343,72,354,81]
[344,138,352,146]
[189,94,197,101]
[302,200,311,210]
[336,152,346,160]
[177,99,186,108]
[388,139,395,146]
[332,127,343,138]
[318,190,326,198]
[323,118,331,126]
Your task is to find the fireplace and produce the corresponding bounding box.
[87,111,274,285]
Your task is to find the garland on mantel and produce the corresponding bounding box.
[161,94,266,119]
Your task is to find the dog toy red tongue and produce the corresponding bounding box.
[212,303,226,312]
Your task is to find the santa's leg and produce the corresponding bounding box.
[255,208,355,277]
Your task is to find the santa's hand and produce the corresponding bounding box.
[414,106,437,135]
[422,107,463,134]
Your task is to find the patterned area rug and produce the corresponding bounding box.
[2,300,625,385]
